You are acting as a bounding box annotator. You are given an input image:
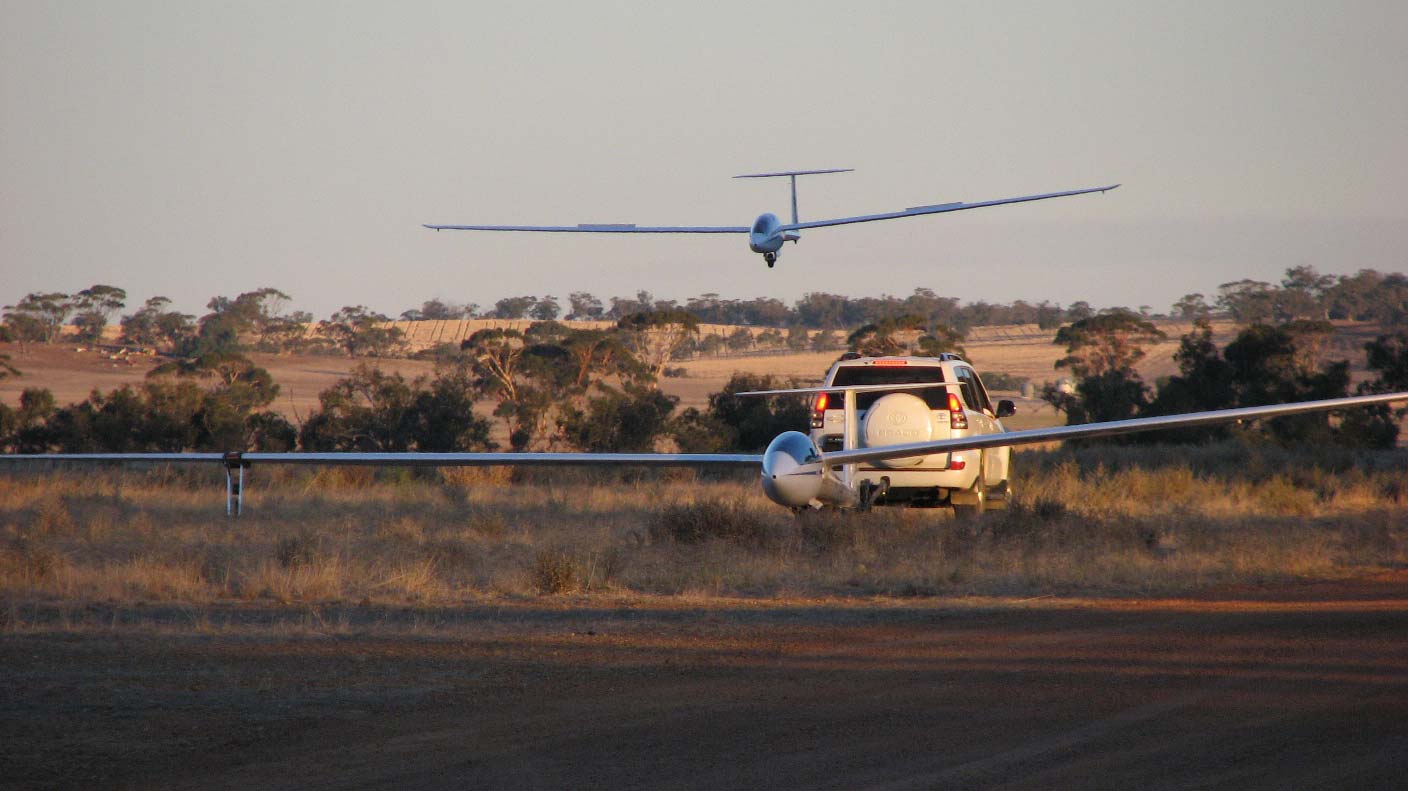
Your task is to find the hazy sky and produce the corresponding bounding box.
[3,1,1406,319]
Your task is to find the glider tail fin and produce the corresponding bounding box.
[733,168,853,226]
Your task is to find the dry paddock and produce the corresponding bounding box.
[3,443,1408,788]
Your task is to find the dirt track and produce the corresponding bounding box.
[4,573,1408,790]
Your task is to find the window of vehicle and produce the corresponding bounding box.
[752,216,772,233]
[965,367,994,412]
[954,367,984,411]
[830,365,947,410]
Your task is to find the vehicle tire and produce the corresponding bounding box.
[952,456,987,518]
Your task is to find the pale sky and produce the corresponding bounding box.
[3,1,1406,319]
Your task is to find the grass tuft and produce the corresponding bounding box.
[531,549,582,595]
[648,498,777,547]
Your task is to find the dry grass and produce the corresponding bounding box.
[2,442,1407,618]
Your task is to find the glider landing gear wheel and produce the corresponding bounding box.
[764,252,777,268]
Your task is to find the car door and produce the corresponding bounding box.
[969,369,1010,486]
[956,366,1006,486]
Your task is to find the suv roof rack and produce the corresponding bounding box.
[937,352,966,362]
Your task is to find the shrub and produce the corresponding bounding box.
[648,498,776,547]
[275,532,320,568]
[531,550,581,595]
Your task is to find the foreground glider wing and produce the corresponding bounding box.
[3,392,1403,470]
[0,452,762,467]
[821,391,1408,466]
[780,184,1119,232]
[423,223,749,234]
[4,391,1405,515]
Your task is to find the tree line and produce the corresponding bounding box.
[0,305,808,455]
[1043,310,1408,447]
[1173,266,1408,325]
[6,265,1406,355]
[5,265,1408,454]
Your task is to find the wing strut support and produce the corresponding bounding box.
[224,451,248,517]
[790,175,799,226]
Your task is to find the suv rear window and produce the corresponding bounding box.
[830,366,947,410]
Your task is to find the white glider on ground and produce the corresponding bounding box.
[3,389,1404,517]
[424,170,1119,268]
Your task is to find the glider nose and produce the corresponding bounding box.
[760,431,823,508]
[748,213,783,254]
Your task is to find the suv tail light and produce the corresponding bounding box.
[947,392,968,430]
[810,392,828,429]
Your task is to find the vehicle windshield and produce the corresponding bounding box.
[752,215,772,234]
[830,365,947,410]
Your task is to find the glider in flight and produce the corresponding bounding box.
[424,170,1119,268]
[4,388,1403,517]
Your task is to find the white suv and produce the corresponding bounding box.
[808,353,1016,513]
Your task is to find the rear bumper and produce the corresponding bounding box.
[846,453,980,492]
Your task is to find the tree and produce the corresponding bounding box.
[462,327,527,402]
[1337,332,1408,448]
[0,388,56,453]
[810,329,842,352]
[607,291,656,319]
[699,334,725,357]
[530,295,561,321]
[0,354,19,381]
[916,324,967,358]
[566,292,605,320]
[3,292,73,343]
[408,298,465,320]
[617,310,699,383]
[120,297,195,350]
[1065,301,1094,322]
[793,292,849,328]
[726,327,754,353]
[1171,293,1210,320]
[560,384,676,452]
[491,296,537,319]
[1216,280,1276,324]
[72,284,127,342]
[756,328,785,350]
[1053,311,1165,379]
[1323,269,1382,320]
[847,315,926,356]
[298,364,406,451]
[20,376,291,453]
[705,373,810,451]
[319,306,405,357]
[1048,311,1164,426]
[558,329,635,389]
[1278,265,1333,320]
[1035,301,1064,330]
[1139,320,1237,442]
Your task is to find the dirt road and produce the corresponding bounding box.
[4,574,1407,789]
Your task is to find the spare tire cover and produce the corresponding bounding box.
[861,393,933,468]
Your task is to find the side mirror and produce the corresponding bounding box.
[996,400,1016,418]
